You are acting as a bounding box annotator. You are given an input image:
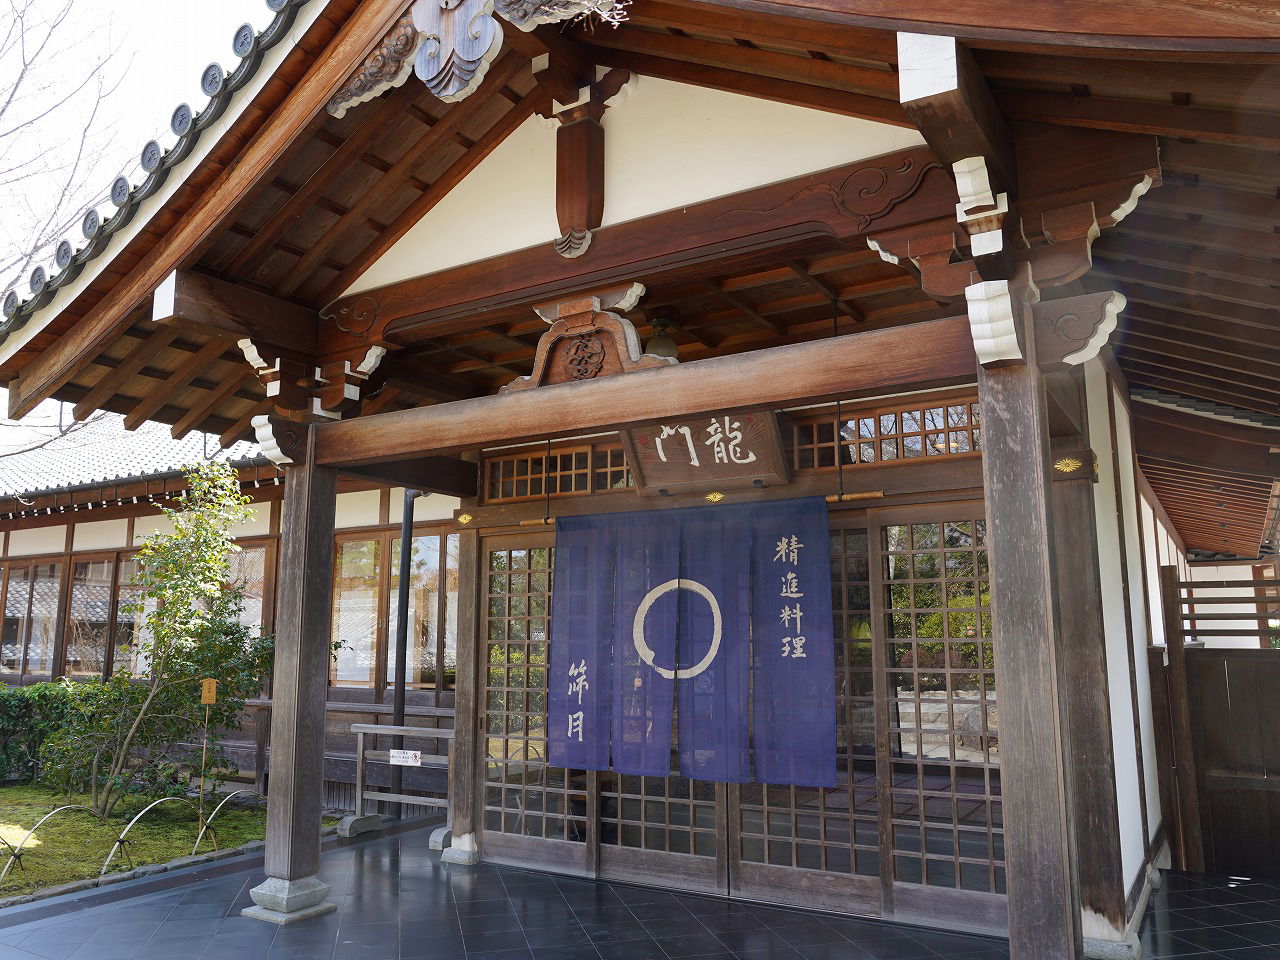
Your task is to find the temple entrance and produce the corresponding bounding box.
[476,501,1007,933]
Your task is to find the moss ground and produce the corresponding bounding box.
[0,784,279,896]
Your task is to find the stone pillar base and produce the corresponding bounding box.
[441,831,480,865]
[1083,933,1141,960]
[242,875,336,925]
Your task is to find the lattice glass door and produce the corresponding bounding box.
[872,504,1008,931]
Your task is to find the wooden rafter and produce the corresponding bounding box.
[170,371,256,440]
[71,328,181,422]
[123,338,231,431]
[223,79,425,282]
[279,51,529,299]
[6,0,417,420]
[787,260,867,323]
[313,83,546,306]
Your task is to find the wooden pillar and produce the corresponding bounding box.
[1050,431,1130,951]
[443,527,480,863]
[973,273,1082,960]
[1160,565,1205,872]
[244,427,338,924]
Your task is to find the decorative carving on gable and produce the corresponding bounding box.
[495,0,626,31]
[326,12,420,118]
[1033,290,1125,371]
[724,157,942,233]
[412,0,504,103]
[500,281,675,393]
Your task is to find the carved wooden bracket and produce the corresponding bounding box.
[547,68,631,259]
[240,339,389,423]
[964,263,1038,368]
[252,414,310,467]
[326,12,419,118]
[500,281,675,393]
[1033,290,1125,372]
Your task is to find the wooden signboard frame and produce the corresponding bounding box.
[620,409,790,497]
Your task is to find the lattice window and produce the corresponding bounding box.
[739,527,879,876]
[482,544,587,842]
[882,519,1003,894]
[483,442,632,503]
[599,772,717,856]
[792,397,981,472]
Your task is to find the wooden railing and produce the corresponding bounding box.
[352,722,453,815]
[1178,577,1280,647]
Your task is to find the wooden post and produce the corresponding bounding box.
[1160,564,1205,872]
[974,275,1082,960]
[1050,434,1129,951]
[443,527,480,863]
[244,429,339,925]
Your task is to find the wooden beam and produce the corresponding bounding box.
[153,269,318,355]
[315,86,545,306]
[6,0,414,421]
[71,327,181,422]
[1132,412,1280,477]
[1160,565,1206,871]
[996,90,1280,148]
[314,315,976,466]
[1114,214,1280,262]
[279,52,529,299]
[170,370,255,439]
[678,0,1280,52]
[977,299,1081,960]
[223,79,425,282]
[1093,236,1279,288]
[585,26,899,100]
[318,145,951,348]
[704,284,786,336]
[123,338,231,431]
[581,44,911,125]
[788,261,866,323]
[341,456,478,497]
[1130,184,1280,232]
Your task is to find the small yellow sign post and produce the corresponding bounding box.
[198,679,218,823]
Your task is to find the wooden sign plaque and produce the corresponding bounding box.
[621,411,790,497]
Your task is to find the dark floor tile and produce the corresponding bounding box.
[266,943,337,960]
[636,917,705,939]
[338,921,400,944]
[1226,901,1280,923]
[513,904,578,930]
[459,914,523,935]
[466,949,535,960]
[576,907,639,927]
[1167,925,1262,953]
[523,924,593,949]
[696,914,765,934]
[594,939,669,960]
[712,928,798,955]
[795,943,873,960]
[1231,922,1280,946]
[654,932,728,957]
[332,942,400,960]
[463,928,530,953]
[12,940,78,960]
[1219,947,1280,960]
[455,900,513,918]
[627,902,692,923]
[530,944,601,960]
[586,921,653,944]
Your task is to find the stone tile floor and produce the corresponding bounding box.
[0,826,1272,960]
[1139,872,1280,959]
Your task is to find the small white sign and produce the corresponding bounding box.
[389,749,421,767]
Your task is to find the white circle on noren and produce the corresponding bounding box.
[632,579,722,680]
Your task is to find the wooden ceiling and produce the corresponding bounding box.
[7,0,1279,557]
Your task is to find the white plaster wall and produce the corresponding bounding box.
[133,514,175,544]
[387,489,460,525]
[1141,498,1166,646]
[1110,384,1163,847]
[72,519,129,552]
[344,76,924,297]
[1187,564,1262,648]
[335,490,381,529]
[7,525,66,557]
[230,501,272,539]
[1084,361,1145,894]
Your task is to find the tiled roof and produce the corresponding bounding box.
[0,0,314,343]
[0,413,262,499]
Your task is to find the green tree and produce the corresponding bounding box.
[39,460,272,816]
